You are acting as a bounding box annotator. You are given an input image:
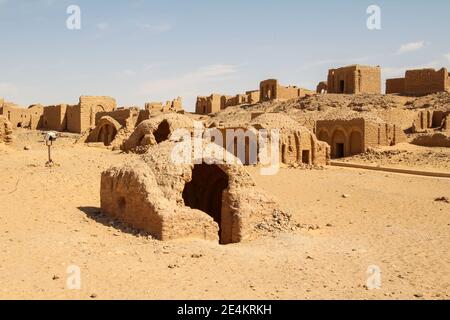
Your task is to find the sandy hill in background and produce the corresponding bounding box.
[207,93,450,131]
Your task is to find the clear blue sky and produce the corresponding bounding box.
[1,0,449,111]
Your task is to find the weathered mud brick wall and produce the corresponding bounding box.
[246,90,260,104]
[386,78,406,94]
[0,116,14,144]
[96,108,140,127]
[316,118,405,158]
[42,104,67,131]
[327,65,381,94]
[0,104,44,129]
[404,68,450,96]
[66,96,116,133]
[196,94,223,114]
[364,122,405,148]
[260,79,312,101]
[412,110,450,132]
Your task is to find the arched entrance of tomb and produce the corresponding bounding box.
[95,117,120,146]
[182,163,230,244]
[349,130,362,155]
[98,123,117,146]
[331,129,346,158]
[153,120,171,143]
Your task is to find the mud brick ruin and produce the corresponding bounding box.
[386,68,450,96]
[0,96,116,133]
[315,117,406,158]
[210,113,330,166]
[3,63,450,243]
[145,97,183,113]
[0,101,44,129]
[0,115,14,145]
[101,140,290,244]
[325,65,381,94]
[412,109,450,133]
[195,79,313,115]
[260,79,313,102]
[195,94,223,114]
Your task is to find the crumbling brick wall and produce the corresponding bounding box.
[412,110,450,132]
[0,104,44,129]
[42,104,67,131]
[260,79,312,101]
[147,97,183,112]
[404,68,449,96]
[145,102,163,111]
[0,116,14,144]
[246,90,260,104]
[66,96,116,133]
[96,108,140,128]
[196,94,222,114]
[386,78,406,94]
[387,68,450,96]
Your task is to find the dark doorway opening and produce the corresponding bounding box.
[302,150,310,164]
[336,143,345,158]
[153,120,171,143]
[339,80,345,93]
[182,163,229,243]
[98,124,117,146]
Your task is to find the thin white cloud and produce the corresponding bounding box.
[138,64,239,110]
[298,56,373,71]
[445,53,450,62]
[97,22,109,30]
[396,41,425,55]
[383,60,441,78]
[139,64,238,94]
[122,69,136,76]
[137,23,172,33]
[0,82,18,96]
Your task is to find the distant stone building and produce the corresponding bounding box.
[195,79,313,114]
[196,90,263,115]
[326,65,381,94]
[316,117,405,158]
[0,103,43,129]
[0,96,117,134]
[259,79,313,102]
[195,94,224,114]
[386,68,450,96]
[145,97,183,113]
[66,96,116,133]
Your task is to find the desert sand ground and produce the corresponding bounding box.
[0,130,449,300]
[340,143,450,173]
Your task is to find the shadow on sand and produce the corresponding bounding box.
[77,206,152,238]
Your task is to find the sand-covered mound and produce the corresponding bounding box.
[210,93,419,130]
[405,92,450,110]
